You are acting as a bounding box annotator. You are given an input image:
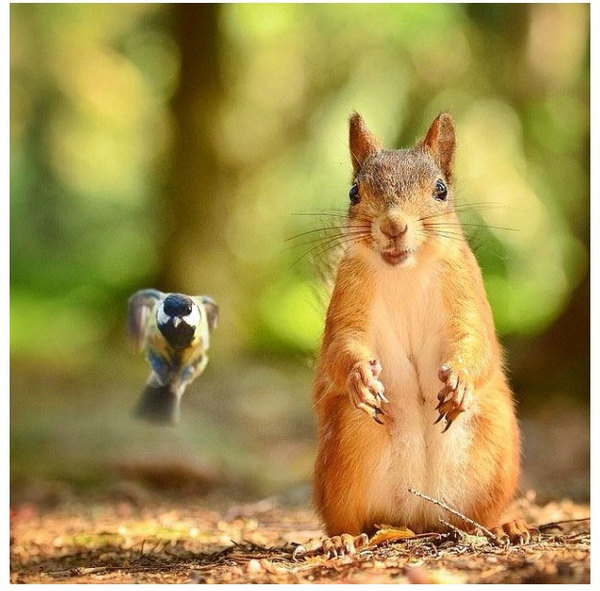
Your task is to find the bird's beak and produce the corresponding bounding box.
[173,317,181,328]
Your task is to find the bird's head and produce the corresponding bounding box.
[157,294,200,350]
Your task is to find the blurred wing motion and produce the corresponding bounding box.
[127,288,164,351]
[194,295,219,332]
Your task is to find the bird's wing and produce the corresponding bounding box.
[127,289,164,351]
[193,295,219,332]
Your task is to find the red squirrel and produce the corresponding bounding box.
[302,112,526,557]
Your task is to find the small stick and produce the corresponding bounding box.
[537,517,590,532]
[408,488,498,542]
[241,538,271,552]
[438,518,468,537]
[48,566,110,578]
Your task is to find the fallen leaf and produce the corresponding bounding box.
[369,526,416,546]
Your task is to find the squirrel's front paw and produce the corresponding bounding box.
[348,359,388,424]
[435,363,473,432]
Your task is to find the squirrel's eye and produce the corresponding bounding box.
[434,179,447,201]
[349,183,360,205]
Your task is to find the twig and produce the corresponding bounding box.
[537,517,590,532]
[402,532,444,541]
[438,518,468,537]
[48,566,111,578]
[408,488,498,542]
[229,539,247,550]
[561,532,590,542]
[241,538,271,552]
[438,518,492,550]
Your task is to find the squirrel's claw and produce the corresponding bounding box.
[349,359,388,425]
[294,533,369,560]
[356,402,386,425]
[377,390,389,403]
[435,363,474,432]
[436,402,466,432]
[490,520,533,546]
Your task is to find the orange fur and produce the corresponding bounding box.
[312,113,520,537]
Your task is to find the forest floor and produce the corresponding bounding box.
[10,490,590,584]
[10,364,591,583]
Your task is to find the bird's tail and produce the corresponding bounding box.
[134,384,181,425]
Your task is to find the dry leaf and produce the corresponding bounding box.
[369,526,416,546]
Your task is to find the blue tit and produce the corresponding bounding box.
[128,289,219,425]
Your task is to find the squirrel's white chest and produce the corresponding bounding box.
[367,261,449,398]
[365,260,475,524]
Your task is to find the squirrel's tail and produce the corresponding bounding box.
[134,384,181,425]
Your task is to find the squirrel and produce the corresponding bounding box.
[301,112,526,558]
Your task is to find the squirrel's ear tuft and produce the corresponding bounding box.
[423,112,455,180]
[349,112,382,174]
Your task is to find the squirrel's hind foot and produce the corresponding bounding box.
[293,533,369,560]
[491,519,533,545]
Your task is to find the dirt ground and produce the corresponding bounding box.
[10,490,590,584]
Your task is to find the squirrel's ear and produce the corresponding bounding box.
[423,112,455,180]
[349,112,382,173]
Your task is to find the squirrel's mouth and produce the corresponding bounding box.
[381,247,415,266]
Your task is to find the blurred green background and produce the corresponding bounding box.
[11,4,589,505]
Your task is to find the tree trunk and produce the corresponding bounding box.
[159,4,226,295]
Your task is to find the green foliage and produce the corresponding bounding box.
[10,3,589,363]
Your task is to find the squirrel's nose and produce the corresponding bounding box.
[380,217,408,239]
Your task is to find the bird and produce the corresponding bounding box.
[127,289,219,425]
